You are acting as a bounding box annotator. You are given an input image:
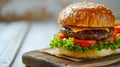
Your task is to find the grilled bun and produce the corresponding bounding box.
[58,2,115,27]
[57,47,115,59]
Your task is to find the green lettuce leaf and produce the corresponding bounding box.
[50,36,120,52]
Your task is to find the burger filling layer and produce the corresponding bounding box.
[61,27,114,40]
[50,24,120,52]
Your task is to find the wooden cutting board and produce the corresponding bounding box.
[22,50,120,67]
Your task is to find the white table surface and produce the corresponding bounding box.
[0,21,59,67]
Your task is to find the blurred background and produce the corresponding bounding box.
[0,0,120,67]
[0,0,120,22]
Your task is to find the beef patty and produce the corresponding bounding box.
[60,27,114,40]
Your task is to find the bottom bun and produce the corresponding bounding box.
[56,47,115,59]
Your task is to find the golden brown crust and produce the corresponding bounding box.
[58,2,115,27]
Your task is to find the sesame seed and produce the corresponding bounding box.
[76,18,79,19]
[107,11,111,13]
[106,8,109,10]
[92,13,95,16]
[99,6,102,8]
[83,13,86,15]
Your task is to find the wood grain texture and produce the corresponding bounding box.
[0,22,29,67]
[22,50,120,67]
[11,22,59,67]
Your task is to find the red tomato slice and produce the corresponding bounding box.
[104,35,116,42]
[105,23,120,42]
[74,39,97,47]
[116,33,120,37]
[56,33,67,39]
[115,23,120,33]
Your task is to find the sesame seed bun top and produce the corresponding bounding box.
[58,2,115,27]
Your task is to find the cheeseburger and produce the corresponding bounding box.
[50,2,120,59]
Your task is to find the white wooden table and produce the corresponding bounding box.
[0,21,59,67]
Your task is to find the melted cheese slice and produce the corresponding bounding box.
[68,27,110,33]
